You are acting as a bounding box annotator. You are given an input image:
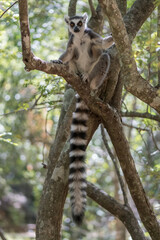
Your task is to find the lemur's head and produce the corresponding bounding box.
[65,13,88,35]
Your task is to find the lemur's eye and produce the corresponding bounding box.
[70,22,75,28]
[77,21,82,27]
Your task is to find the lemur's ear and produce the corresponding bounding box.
[64,16,70,24]
[82,13,88,22]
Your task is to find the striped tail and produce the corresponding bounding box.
[69,94,89,224]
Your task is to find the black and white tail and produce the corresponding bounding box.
[69,94,89,224]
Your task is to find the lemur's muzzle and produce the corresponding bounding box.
[74,26,80,32]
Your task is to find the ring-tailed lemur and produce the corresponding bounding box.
[52,13,113,224]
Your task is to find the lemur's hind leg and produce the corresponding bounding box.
[89,53,110,90]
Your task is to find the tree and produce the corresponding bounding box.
[5,0,160,239]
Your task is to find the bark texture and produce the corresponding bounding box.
[36,89,75,240]
[116,0,127,16]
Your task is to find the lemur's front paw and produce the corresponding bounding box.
[51,60,63,64]
[82,73,89,83]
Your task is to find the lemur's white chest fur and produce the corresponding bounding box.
[73,34,93,73]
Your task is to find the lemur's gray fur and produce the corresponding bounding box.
[52,13,113,225]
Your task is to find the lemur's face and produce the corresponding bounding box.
[65,13,88,35]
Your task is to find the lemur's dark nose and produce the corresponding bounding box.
[74,26,80,32]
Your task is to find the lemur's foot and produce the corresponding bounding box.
[51,60,63,64]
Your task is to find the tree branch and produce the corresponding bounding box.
[0,94,42,117]
[88,0,96,17]
[121,111,160,122]
[0,1,18,19]
[68,0,78,16]
[87,182,146,240]
[116,0,127,16]
[124,74,160,112]
[87,3,104,34]
[123,123,150,132]
[101,124,128,205]
[0,229,7,240]
[151,129,160,151]
[124,0,156,41]
[48,89,75,171]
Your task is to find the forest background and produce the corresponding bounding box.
[0,0,160,240]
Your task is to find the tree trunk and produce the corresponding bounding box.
[36,89,75,240]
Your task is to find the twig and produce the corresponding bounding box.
[0,94,42,117]
[101,124,128,205]
[0,228,7,240]
[0,109,26,117]
[37,100,62,105]
[121,100,129,112]
[139,129,150,150]
[0,1,18,19]
[151,129,160,151]
[30,94,42,110]
[42,111,52,168]
[123,122,150,132]
[121,111,160,122]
